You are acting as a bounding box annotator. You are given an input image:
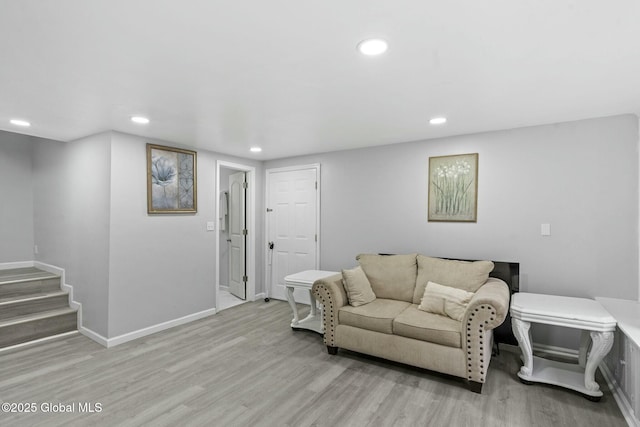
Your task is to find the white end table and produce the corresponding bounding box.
[510,293,616,400]
[283,270,338,334]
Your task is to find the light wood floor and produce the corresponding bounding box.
[0,300,627,427]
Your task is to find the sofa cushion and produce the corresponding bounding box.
[418,281,474,321]
[357,253,417,302]
[342,266,376,307]
[393,305,462,348]
[339,298,411,334]
[413,256,494,304]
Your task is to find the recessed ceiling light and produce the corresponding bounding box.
[357,38,388,56]
[250,147,262,153]
[10,119,31,127]
[131,116,150,124]
[429,117,447,125]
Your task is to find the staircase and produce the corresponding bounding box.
[0,267,77,349]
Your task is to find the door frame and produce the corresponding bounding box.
[216,161,256,311]
[264,163,321,300]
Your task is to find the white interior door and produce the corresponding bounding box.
[229,171,246,300]
[267,166,319,302]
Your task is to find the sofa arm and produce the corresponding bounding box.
[462,277,510,385]
[312,273,347,347]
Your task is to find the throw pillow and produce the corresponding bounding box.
[418,281,474,321]
[342,266,376,307]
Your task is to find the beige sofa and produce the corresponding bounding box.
[311,253,510,393]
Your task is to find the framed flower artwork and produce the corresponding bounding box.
[428,153,478,222]
[146,144,197,214]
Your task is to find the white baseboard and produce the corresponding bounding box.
[32,261,217,349]
[79,327,109,347]
[498,343,579,361]
[33,261,64,280]
[0,261,34,270]
[220,285,229,292]
[254,292,266,301]
[532,343,579,360]
[505,341,635,426]
[81,307,218,348]
[600,362,640,427]
[34,261,83,329]
[104,308,217,347]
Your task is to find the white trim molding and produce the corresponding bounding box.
[34,261,83,329]
[600,362,640,427]
[499,342,579,360]
[32,261,217,348]
[507,341,637,426]
[215,160,257,312]
[98,308,217,348]
[637,114,640,302]
[264,163,321,301]
[0,261,34,270]
[79,327,109,347]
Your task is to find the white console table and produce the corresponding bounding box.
[510,293,616,400]
[283,270,338,334]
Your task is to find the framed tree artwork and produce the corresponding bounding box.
[428,153,478,222]
[147,144,197,214]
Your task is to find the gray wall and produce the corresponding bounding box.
[14,113,640,348]
[106,132,264,337]
[33,132,112,336]
[107,133,217,336]
[0,132,34,262]
[32,130,264,338]
[265,114,639,346]
[32,138,69,268]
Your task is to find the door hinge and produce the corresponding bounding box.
[315,234,317,242]
[242,275,248,283]
[242,181,248,189]
[242,229,248,236]
[315,181,318,190]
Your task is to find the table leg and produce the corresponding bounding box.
[584,331,614,393]
[512,318,533,378]
[308,289,317,316]
[285,286,299,326]
[578,330,591,368]
[308,290,324,333]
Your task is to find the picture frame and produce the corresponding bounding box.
[147,143,197,214]
[428,153,478,222]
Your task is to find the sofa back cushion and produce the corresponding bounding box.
[413,256,494,304]
[356,253,417,302]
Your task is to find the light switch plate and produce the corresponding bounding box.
[206,221,215,231]
[541,223,551,236]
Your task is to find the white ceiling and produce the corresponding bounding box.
[1,1,639,160]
